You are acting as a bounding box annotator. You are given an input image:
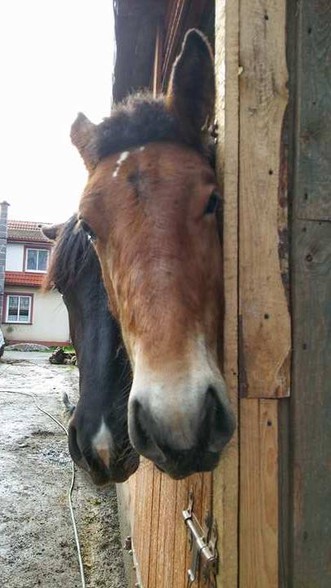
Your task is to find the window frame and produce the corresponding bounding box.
[24,247,50,273]
[4,293,33,324]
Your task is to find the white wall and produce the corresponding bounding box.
[1,287,70,344]
[5,243,24,271]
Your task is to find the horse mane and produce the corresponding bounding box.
[44,214,98,292]
[95,93,213,162]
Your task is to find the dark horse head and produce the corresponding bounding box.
[71,30,235,479]
[43,215,139,485]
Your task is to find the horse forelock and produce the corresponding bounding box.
[95,93,209,163]
[44,214,97,292]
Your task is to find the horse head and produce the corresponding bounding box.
[71,30,235,479]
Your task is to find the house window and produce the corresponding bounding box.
[25,248,49,272]
[6,295,32,323]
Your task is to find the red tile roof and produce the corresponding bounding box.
[5,271,45,287]
[8,220,52,243]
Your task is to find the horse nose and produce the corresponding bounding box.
[128,387,235,473]
[203,386,235,451]
[129,399,167,465]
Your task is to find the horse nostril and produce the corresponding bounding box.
[130,399,168,465]
[131,399,151,452]
[205,386,235,450]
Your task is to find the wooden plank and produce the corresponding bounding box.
[116,481,137,587]
[183,474,204,587]
[155,475,177,588]
[139,462,154,588]
[128,468,142,587]
[213,0,239,586]
[278,398,290,587]
[178,472,212,588]
[198,473,213,587]
[147,467,162,588]
[239,0,291,398]
[290,220,331,587]
[293,0,331,221]
[133,471,211,588]
[240,399,279,587]
[172,477,191,588]
[131,459,154,588]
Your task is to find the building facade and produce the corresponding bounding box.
[0,203,69,346]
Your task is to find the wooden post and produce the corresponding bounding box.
[289,0,331,585]
[239,0,290,400]
[215,0,289,584]
[214,0,239,586]
[238,0,289,585]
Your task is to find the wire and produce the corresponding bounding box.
[0,388,86,588]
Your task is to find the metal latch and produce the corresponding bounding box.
[182,490,218,587]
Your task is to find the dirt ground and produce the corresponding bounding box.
[0,350,127,588]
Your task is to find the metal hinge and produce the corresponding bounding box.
[182,490,219,587]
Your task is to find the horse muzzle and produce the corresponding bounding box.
[68,423,139,485]
[128,384,235,478]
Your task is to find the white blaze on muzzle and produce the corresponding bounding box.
[129,337,229,452]
[92,417,114,468]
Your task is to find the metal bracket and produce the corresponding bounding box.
[182,490,218,587]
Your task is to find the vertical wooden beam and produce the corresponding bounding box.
[131,460,154,588]
[155,475,177,588]
[214,1,239,586]
[116,480,136,588]
[238,0,289,584]
[172,477,191,587]
[239,0,290,399]
[147,467,162,587]
[290,221,331,586]
[240,399,279,587]
[288,4,331,583]
[292,1,331,221]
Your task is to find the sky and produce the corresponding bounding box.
[0,0,114,223]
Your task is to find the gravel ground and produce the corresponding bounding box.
[0,350,126,588]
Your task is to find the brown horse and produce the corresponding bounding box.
[71,29,235,479]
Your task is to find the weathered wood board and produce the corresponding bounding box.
[290,221,331,586]
[288,1,331,584]
[240,399,279,587]
[293,0,331,221]
[239,0,291,398]
[130,464,212,588]
[213,0,239,586]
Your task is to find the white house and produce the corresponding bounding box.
[0,202,70,345]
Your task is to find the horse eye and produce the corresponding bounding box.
[204,191,220,215]
[80,219,96,241]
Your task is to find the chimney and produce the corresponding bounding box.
[0,201,10,324]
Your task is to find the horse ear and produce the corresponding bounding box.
[70,113,98,172]
[41,223,64,242]
[166,29,215,144]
